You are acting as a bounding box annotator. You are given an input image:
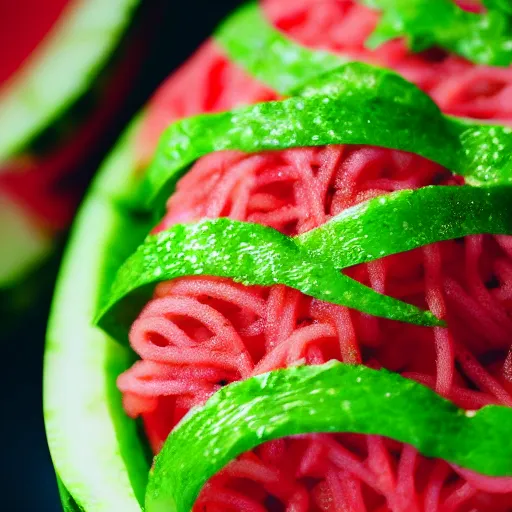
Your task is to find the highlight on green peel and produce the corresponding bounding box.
[216,1,512,96]
[140,63,512,213]
[297,185,512,269]
[0,0,140,160]
[458,123,512,186]
[146,362,512,512]
[96,218,441,344]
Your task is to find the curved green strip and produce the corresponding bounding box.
[215,1,344,94]
[362,0,512,66]
[297,185,512,268]
[0,0,140,159]
[99,184,512,340]
[216,2,512,97]
[140,63,512,213]
[44,120,149,512]
[146,361,512,512]
[96,218,440,344]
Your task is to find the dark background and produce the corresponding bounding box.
[1,1,242,510]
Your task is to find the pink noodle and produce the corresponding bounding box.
[122,0,512,510]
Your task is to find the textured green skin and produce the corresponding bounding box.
[216,2,512,98]
[97,218,441,345]
[0,0,141,160]
[141,63,512,214]
[146,362,512,512]
[46,4,512,508]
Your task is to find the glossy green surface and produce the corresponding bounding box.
[141,63,512,213]
[99,183,512,341]
[216,2,343,94]
[46,6,512,509]
[146,362,512,512]
[97,218,441,344]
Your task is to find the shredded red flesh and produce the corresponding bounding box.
[124,1,512,510]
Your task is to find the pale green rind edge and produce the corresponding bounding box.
[0,0,141,160]
[44,119,148,512]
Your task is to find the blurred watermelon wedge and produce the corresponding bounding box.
[0,0,164,317]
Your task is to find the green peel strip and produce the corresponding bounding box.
[145,362,512,512]
[141,63,512,214]
[215,2,344,94]
[96,218,441,343]
[297,185,512,269]
[216,2,512,97]
[98,184,512,339]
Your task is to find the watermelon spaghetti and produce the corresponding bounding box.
[107,2,512,511]
[117,143,512,511]
[45,1,512,511]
